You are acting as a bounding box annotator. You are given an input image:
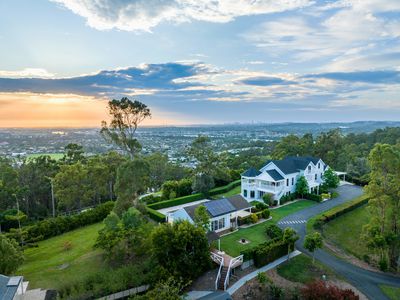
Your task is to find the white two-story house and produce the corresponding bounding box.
[241,156,327,205]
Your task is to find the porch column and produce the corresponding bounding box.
[218,239,221,251]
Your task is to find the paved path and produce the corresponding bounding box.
[226,250,302,295]
[278,184,400,300]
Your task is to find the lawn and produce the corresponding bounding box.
[379,285,400,300]
[220,200,316,256]
[27,153,64,160]
[277,254,336,284]
[18,222,107,290]
[213,185,241,199]
[322,204,370,260]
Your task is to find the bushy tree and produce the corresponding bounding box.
[132,277,186,300]
[304,232,323,263]
[194,205,210,232]
[54,163,93,212]
[296,176,309,199]
[0,235,24,275]
[151,221,211,281]
[323,168,340,188]
[62,143,85,164]
[283,227,299,260]
[114,158,150,215]
[262,193,274,206]
[192,173,215,195]
[363,143,400,271]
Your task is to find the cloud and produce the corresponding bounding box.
[51,0,313,32]
[1,62,399,113]
[244,0,400,71]
[304,70,400,84]
[237,76,296,86]
[0,68,55,78]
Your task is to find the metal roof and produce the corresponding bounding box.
[0,275,21,300]
[265,156,322,175]
[205,198,236,217]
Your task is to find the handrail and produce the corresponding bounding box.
[211,252,224,290]
[224,254,243,290]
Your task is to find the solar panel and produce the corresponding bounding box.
[205,198,236,217]
[7,277,21,287]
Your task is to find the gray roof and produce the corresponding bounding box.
[266,169,284,181]
[226,195,252,210]
[183,196,251,220]
[241,167,261,177]
[0,275,22,300]
[265,156,322,175]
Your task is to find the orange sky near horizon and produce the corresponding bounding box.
[0,92,195,128]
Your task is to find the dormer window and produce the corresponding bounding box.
[308,166,311,173]
[318,163,321,169]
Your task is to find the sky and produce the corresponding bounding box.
[0,0,399,127]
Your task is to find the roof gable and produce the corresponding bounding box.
[241,167,261,177]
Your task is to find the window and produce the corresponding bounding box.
[318,163,321,169]
[259,191,265,198]
[250,191,255,198]
[211,218,226,231]
[286,179,289,186]
[218,218,225,229]
[308,166,311,173]
[291,178,294,185]
[243,189,248,197]
[315,174,317,180]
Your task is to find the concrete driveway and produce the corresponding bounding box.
[278,184,400,300]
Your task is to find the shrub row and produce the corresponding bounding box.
[346,174,369,186]
[147,193,204,210]
[146,207,166,223]
[208,179,241,196]
[147,179,241,210]
[237,209,270,226]
[313,196,369,229]
[303,193,322,202]
[5,201,114,244]
[241,238,293,267]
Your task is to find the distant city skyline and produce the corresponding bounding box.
[0,0,399,127]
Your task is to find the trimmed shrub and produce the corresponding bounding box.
[146,207,166,223]
[304,193,322,202]
[250,238,292,267]
[253,202,268,212]
[250,213,259,224]
[140,194,163,204]
[261,209,270,219]
[265,224,283,239]
[5,201,114,244]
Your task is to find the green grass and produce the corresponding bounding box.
[27,153,64,160]
[220,200,316,256]
[323,204,370,260]
[277,254,336,284]
[213,185,241,198]
[306,194,368,234]
[18,222,107,290]
[379,285,400,300]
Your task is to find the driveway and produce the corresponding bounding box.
[278,184,400,300]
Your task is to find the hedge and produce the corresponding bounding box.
[313,196,369,229]
[5,201,114,244]
[208,179,241,196]
[146,207,166,223]
[147,193,204,210]
[147,179,241,210]
[241,238,293,267]
[237,209,269,226]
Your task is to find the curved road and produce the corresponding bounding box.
[277,184,400,300]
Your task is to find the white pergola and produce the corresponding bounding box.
[334,171,347,181]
